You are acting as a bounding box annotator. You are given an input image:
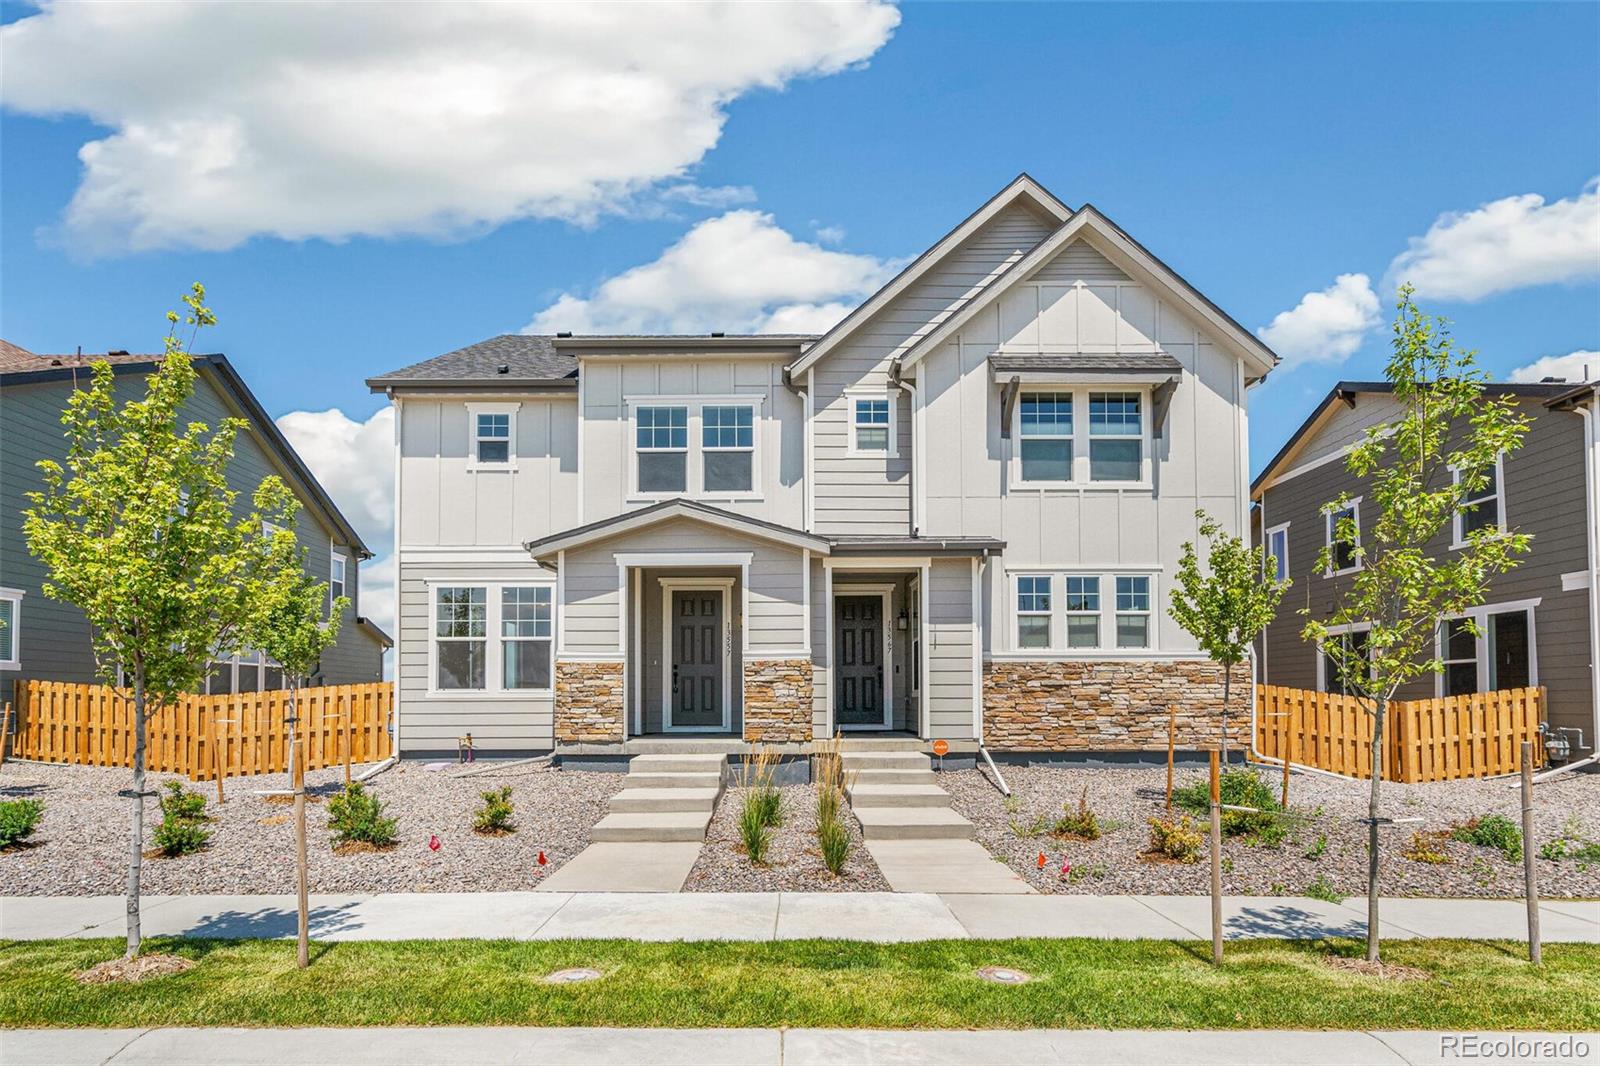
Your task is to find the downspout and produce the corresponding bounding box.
[890,361,920,536]
[1535,390,1600,781]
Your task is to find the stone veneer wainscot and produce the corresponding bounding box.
[554,659,625,743]
[983,659,1253,751]
[742,659,814,743]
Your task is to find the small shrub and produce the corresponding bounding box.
[1173,769,1283,841]
[159,780,207,823]
[151,781,209,857]
[1305,874,1343,903]
[1052,786,1101,841]
[1452,815,1522,863]
[1303,833,1328,860]
[1402,830,1452,865]
[0,798,44,849]
[1146,815,1202,864]
[817,817,850,876]
[473,787,515,834]
[737,794,771,865]
[327,782,397,848]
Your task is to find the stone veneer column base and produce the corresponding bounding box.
[554,659,625,744]
[742,659,814,743]
[983,659,1253,751]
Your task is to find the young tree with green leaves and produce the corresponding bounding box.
[245,523,349,968]
[1169,510,1291,761]
[23,285,293,958]
[1304,286,1531,962]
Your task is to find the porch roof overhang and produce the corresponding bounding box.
[523,498,833,560]
[829,535,1006,558]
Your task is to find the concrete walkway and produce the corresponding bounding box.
[6,1026,1594,1065]
[4,892,1594,942]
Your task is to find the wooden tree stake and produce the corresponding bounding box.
[1209,748,1223,965]
[294,730,309,970]
[1166,708,1176,813]
[1521,741,1541,966]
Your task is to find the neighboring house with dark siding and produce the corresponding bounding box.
[0,342,390,695]
[1252,379,1600,765]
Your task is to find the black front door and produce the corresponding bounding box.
[670,590,723,729]
[836,595,885,727]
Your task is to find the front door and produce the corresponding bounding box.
[836,595,887,728]
[669,589,724,730]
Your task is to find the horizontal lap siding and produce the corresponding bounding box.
[927,559,976,739]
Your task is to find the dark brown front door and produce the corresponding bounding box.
[836,595,885,727]
[670,590,724,729]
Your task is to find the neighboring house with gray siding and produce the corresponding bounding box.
[368,174,1278,759]
[1252,379,1600,765]
[0,343,391,696]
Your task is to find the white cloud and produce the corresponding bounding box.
[1386,178,1600,301]
[1508,349,1600,384]
[1256,273,1381,370]
[0,2,899,253]
[525,210,901,335]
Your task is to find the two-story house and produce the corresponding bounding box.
[368,175,1278,760]
[1252,379,1600,770]
[1,342,391,694]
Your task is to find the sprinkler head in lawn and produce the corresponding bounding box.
[976,966,1031,985]
[544,967,603,985]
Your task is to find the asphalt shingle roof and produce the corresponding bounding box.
[366,335,575,388]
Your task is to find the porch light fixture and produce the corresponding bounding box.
[896,607,909,631]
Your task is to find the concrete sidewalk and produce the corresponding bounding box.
[3,891,1594,942]
[5,1027,1594,1065]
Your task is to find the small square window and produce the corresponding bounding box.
[475,413,510,464]
[852,397,892,453]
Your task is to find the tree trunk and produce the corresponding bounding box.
[1366,697,1386,962]
[1219,664,1232,764]
[125,672,146,959]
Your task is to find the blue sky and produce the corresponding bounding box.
[3,1,1597,635]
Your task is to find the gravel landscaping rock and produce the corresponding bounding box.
[684,783,887,892]
[0,760,623,895]
[944,763,1600,898]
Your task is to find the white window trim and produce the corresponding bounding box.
[1113,574,1154,651]
[1431,597,1541,698]
[1015,391,1075,487]
[466,401,521,472]
[1315,622,1373,694]
[845,387,899,459]
[1264,522,1290,583]
[329,548,349,610]
[425,579,555,699]
[625,395,765,502]
[1009,385,1153,490]
[0,586,24,671]
[1323,496,1363,577]
[1014,574,1054,652]
[1450,452,1507,550]
[1003,567,1162,656]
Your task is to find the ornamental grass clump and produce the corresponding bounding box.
[812,734,855,876]
[152,781,210,857]
[327,782,397,850]
[737,796,771,866]
[0,798,44,849]
[473,787,516,835]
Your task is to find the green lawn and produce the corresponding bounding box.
[2,937,1596,1031]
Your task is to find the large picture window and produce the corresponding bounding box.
[1019,393,1072,482]
[636,406,689,493]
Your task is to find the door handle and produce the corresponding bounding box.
[671,664,679,692]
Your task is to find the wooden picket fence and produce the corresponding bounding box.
[1254,683,1545,783]
[5,679,392,782]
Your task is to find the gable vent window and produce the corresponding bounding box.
[636,406,689,493]
[702,405,754,493]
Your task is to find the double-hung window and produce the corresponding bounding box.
[1264,523,1290,582]
[1115,576,1151,649]
[0,587,22,671]
[1088,392,1143,482]
[1441,618,1478,696]
[435,586,488,690]
[475,413,510,464]
[501,587,553,690]
[702,405,754,493]
[330,550,348,607]
[1064,576,1101,648]
[1453,457,1505,545]
[1019,393,1073,482]
[1320,628,1372,695]
[636,406,689,493]
[1015,576,1052,649]
[1325,500,1361,575]
[851,396,892,455]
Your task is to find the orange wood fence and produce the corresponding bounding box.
[1254,683,1545,783]
[5,680,392,781]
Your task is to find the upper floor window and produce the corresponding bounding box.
[847,390,897,457]
[1019,393,1072,482]
[330,550,348,607]
[636,405,690,493]
[467,402,519,470]
[702,405,754,493]
[0,587,22,671]
[1016,576,1052,648]
[1325,498,1361,576]
[1264,523,1289,582]
[1089,392,1143,482]
[1452,456,1505,547]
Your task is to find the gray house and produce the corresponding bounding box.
[1,341,391,695]
[368,174,1278,760]
[1252,379,1600,765]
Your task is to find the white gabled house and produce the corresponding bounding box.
[367,174,1278,760]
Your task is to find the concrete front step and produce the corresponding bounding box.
[836,737,925,752]
[608,787,722,814]
[591,810,714,843]
[840,751,931,771]
[848,767,938,786]
[622,771,725,790]
[628,753,730,775]
[852,805,975,841]
[845,783,952,809]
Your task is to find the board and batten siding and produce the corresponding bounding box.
[2,369,382,693]
[1257,395,1593,735]
[915,235,1248,655]
[811,201,1057,536]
